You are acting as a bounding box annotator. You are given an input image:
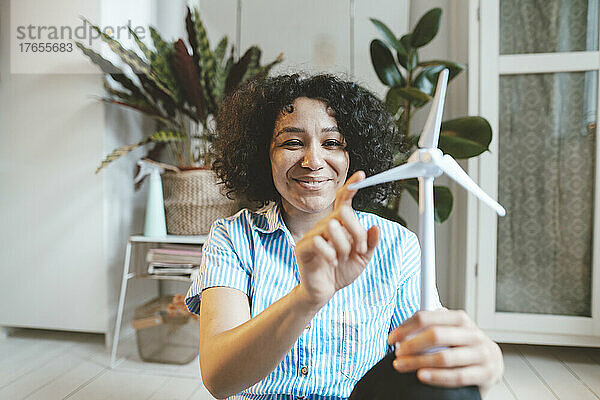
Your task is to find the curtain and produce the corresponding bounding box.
[496,0,598,316]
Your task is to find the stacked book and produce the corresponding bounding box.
[146,244,202,279]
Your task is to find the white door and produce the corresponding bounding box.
[475,0,600,346]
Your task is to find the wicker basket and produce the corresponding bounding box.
[162,169,238,235]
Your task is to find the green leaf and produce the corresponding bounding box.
[405,179,419,203]
[101,78,168,121]
[410,8,442,48]
[418,60,465,81]
[369,18,407,56]
[400,34,413,51]
[148,27,183,104]
[396,50,408,70]
[252,53,284,81]
[370,39,404,87]
[213,36,228,65]
[408,49,418,71]
[406,134,419,148]
[240,46,263,83]
[86,21,151,75]
[439,117,492,158]
[96,136,152,174]
[149,130,186,142]
[128,26,152,60]
[85,22,178,114]
[398,34,414,69]
[393,87,431,104]
[385,87,404,115]
[75,41,141,95]
[404,180,453,223]
[433,185,453,222]
[414,65,447,96]
[192,8,217,114]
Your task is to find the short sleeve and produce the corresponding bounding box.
[185,219,251,315]
[389,231,441,332]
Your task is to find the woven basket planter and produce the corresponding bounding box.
[161,169,238,235]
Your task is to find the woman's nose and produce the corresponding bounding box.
[301,146,325,170]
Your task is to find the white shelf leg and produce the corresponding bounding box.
[110,240,133,368]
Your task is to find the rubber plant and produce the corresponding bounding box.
[76,6,282,174]
[367,8,492,224]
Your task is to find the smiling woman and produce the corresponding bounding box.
[269,97,350,239]
[184,74,503,400]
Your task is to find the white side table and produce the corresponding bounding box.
[110,234,206,368]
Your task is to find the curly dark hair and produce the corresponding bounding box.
[212,73,408,210]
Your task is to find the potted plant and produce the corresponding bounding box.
[368,8,492,225]
[76,7,283,235]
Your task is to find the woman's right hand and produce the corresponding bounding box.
[294,171,380,308]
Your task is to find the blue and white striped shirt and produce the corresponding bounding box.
[185,202,440,400]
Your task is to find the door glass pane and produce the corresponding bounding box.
[500,0,599,54]
[496,71,597,316]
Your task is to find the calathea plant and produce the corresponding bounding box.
[76,7,282,174]
[368,8,492,224]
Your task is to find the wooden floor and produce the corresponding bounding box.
[0,328,599,400]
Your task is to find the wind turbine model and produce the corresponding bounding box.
[349,69,506,312]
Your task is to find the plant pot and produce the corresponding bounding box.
[161,169,238,235]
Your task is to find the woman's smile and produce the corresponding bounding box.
[292,176,333,190]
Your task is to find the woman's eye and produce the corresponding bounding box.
[323,140,345,148]
[283,140,302,147]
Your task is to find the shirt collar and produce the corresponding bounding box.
[253,201,287,235]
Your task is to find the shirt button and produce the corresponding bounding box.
[301,366,309,376]
[306,322,311,329]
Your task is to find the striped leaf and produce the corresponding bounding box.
[192,8,217,114]
[213,36,228,66]
[185,7,212,113]
[75,41,141,96]
[96,137,152,173]
[86,21,150,74]
[128,26,152,60]
[149,130,186,143]
[251,52,283,81]
[149,26,183,105]
[136,74,177,117]
[102,78,167,119]
[215,49,234,105]
[240,46,262,83]
[86,21,178,116]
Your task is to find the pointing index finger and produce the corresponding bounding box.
[335,171,365,210]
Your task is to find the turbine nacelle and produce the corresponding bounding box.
[406,149,444,178]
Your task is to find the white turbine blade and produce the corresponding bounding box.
[438,155,506,216]
[348,162,427,190]
[418,69,449,149]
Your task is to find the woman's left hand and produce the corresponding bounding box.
[387,309,504,395]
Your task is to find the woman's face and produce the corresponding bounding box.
[270,97,349,217]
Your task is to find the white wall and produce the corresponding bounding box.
[0,0,108,332]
